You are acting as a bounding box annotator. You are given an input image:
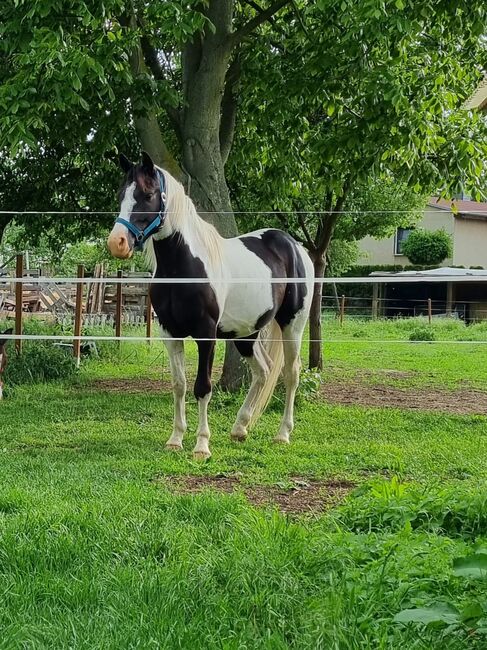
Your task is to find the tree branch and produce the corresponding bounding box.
[315,177,353,257]
[297,213,316,251]
[229,0,291,47]
[140,36,181,138]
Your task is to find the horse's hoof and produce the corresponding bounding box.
[193,450,211,461]
[165,443,183,452]
[273,435,290,445]
[230,425,248,442]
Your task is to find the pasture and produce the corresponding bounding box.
[0,317,486,648]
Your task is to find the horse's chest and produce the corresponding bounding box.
[150,283,219,338]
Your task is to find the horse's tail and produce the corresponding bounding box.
[249,319,284,426]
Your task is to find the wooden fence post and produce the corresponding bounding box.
[146,288,152,345]
[371,283,378,320]
[73,265,84,367]
[339,294,346,326]
[446,282,453,317]
[115,270,123,350]
[427,298,432,325]
[15,254,23,354]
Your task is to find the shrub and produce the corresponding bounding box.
[409,327,436,342]
[402,229,452,266]
[4,343,77,385]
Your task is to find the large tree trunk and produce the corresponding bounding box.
[309,253,326,369]
[180,24,247,390]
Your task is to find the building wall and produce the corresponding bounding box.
[453,218,487,267]
[356,206,454,266]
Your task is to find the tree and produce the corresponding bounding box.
[228,0,487,367]
[1,1,486,375]
[402,229,452,266]
[0,0,296,389]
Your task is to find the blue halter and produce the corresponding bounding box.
[115,171,166,250]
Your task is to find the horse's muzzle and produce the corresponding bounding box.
[107,228,134,259]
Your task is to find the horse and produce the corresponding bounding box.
[0,328,13,399]
[107,152,314,459]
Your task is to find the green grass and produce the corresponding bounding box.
[0,319,486,648]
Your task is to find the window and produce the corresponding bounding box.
[395,227,413,255]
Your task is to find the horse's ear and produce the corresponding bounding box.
[119,153,133,173]
[141,151,155,176]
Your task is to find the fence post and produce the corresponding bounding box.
[446,282,453,317]
[339,294,346,326]
[427,298,432,325]
[73,265,84,367]
[371,283,378,320]
[15,253,23,354]
[115,270,123,350]
[146,287,152,345]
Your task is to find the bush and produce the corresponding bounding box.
[4,343,77,386]
[409,327,436,342]
[402,229,452,266]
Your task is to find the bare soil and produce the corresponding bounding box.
[321,382,487,415]
[157,474,354,515]
[90,377,487,416]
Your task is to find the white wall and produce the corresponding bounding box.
[356,206,454,266]
[453,218,487,267]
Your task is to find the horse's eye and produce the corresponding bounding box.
[145,193,154,201]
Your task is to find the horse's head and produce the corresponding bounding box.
[0,328,13,399]
[107,152,166,259]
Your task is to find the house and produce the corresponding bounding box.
[357,197,487,268]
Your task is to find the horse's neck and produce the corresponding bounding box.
[151,167,224,275]
[151,233,212,281]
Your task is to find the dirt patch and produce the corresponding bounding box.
[322,382,487,415]
[159,474,354,515]
[89,378,172,393]
[88,377,487,416]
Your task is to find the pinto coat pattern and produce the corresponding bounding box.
[107,153,314,459]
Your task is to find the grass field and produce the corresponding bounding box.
[0,317,486,648]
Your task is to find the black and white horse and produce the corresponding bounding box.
[107,153,314,459]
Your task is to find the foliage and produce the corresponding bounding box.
[0,222,150,276]
[334,479,487,539]
[409,327,436,342]
[402,228,453,266]
[57,239,150,276]
[326,239,359,276]
[394,551,487,638]
[3,342,77,387]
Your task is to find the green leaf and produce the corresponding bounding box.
[395,0,405,9]
[327,104,335,117]
[107,31,116,42]
[394,603,461,626]
[460,602,484,623]
[453,554,487,579]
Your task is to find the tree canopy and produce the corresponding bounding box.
[1,1,486,371]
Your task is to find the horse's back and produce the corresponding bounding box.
[218,229,313,335]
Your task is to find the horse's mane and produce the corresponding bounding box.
[145,167,224,274]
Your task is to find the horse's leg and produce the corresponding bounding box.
[164,336,187,451]
[193,339,216,460]
[274,322,303,444]
[230,337,268,441]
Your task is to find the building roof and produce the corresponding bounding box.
[428,197,487,220]
[370,267,487,277]
[465,74,487,111]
